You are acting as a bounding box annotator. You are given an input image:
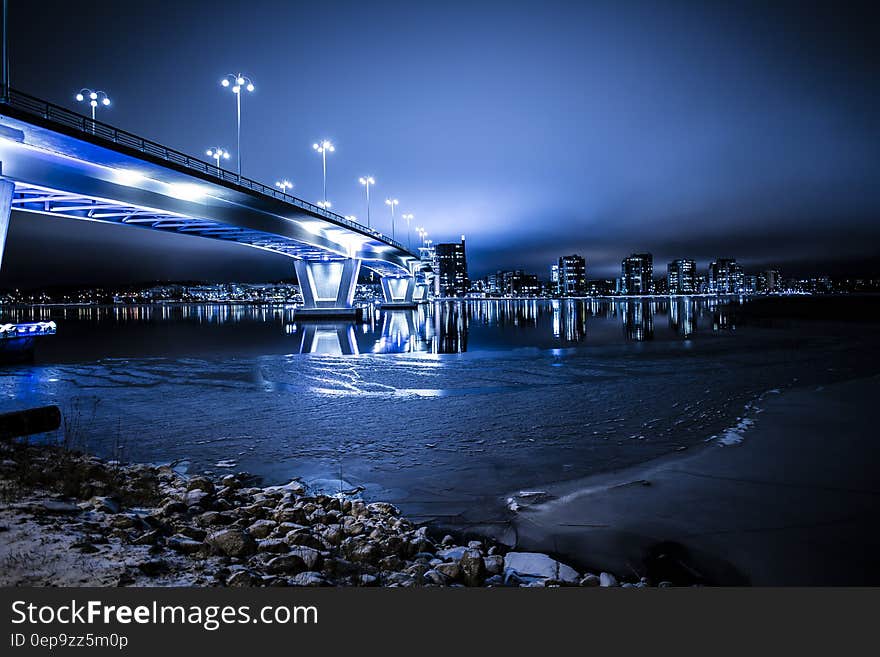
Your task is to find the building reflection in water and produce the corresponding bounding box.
[2,296,748,356]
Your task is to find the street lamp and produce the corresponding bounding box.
[401,213,414,250]
[205,147,230,170]
[312,140,335,204]
[385,198,399,240]
[317,200,332,209]
[220,73,255,177]
[275,179,293,194]
[75,88,111,121]
[358,176,375,228]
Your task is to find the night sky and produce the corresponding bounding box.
[1,0,878,286]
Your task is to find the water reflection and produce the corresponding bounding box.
[1,297,744,359]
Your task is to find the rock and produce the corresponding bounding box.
[206,529,256,558]
[599,572,618,587]
[344,540,379,564]
[72,541,99,554]
[167,534,204,554]
[423,569,448,586]
[359,573,379,587]
[484,574,506,586]
[289,546,322,570]
[138,559,168,576]
[658,580,673,588]
[441,534,455,546]
[159,500,187,516]
[38,500,81,514]
[437,546,467,561]
[90,496,121,514]
[435,561,461,581]
[484,555,504,576]
[467,540,483,550]
[186,476,215,494]
[183,489,211,507]
[503,552,580,584]
[459,548,486,586]
[256,538,290,554]
[367,502,400,516]
[109,514,140,529]
[131,529,162,546]
[580,574,601,587]
[197,511,233,527]
[266,554,307,575]
[290,571,327,587]
[247,519,277,539]
[226,570,259,587]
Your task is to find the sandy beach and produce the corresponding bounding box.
[504,374,880,585]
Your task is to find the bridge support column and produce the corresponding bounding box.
[294,258,362,320]
[0,177,14,272]
[380,276,417,309]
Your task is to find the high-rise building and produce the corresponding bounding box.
[667,259,697,294]
[708,258,744,294]
[620,253,653,295]
[757,269,781,293]
[434,236,469,298]
[556,254,587,296]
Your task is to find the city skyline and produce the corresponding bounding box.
[0,0,877,286]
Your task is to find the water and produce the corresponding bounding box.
[2,296,879,523]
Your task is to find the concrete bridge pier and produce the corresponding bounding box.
[380,275,417,309]
[0,175,13,271]
[294,258,362,320]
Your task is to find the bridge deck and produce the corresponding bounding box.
[0,87,417,277]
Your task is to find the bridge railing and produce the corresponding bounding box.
[0,86,413,255]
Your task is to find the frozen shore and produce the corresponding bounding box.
[0,441,648,588]
[499,374,880,585]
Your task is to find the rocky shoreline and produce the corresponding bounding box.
[0,441,655,588]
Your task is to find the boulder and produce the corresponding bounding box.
[247,519,277,539]
[459,548,486,586]
[599,572,618,587]
[580,574,601,587]
[289,546,322,571]
[266,554,307,575]
[503,552,580,584]
[290,571,327,587]
[206,529,256,558]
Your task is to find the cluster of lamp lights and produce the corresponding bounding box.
[74,89,110,120]
[73,75,429,251]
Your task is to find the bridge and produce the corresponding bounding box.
[0,87,421,317]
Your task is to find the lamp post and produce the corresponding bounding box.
[385,198,399,240]
[220,73,255,177]
[358,176,375,228]
[275,179,293,195]
[312,140,335,205]
[317,200,332,210]
[75,88,110,121]
[205,147,230,171]
[401,213,414,251]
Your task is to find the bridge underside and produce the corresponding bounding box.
[6,181,407,276]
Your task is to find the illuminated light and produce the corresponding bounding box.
[246,83,254,92]
[89,92,98,100]
[75,93,84,101]
[237,76,245,85]
[102,98,111,106]
[113,169,147,186]
[166,183,205,201]
[232,86,240,94]
[221,79,230,87]
[90,100,98,107]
